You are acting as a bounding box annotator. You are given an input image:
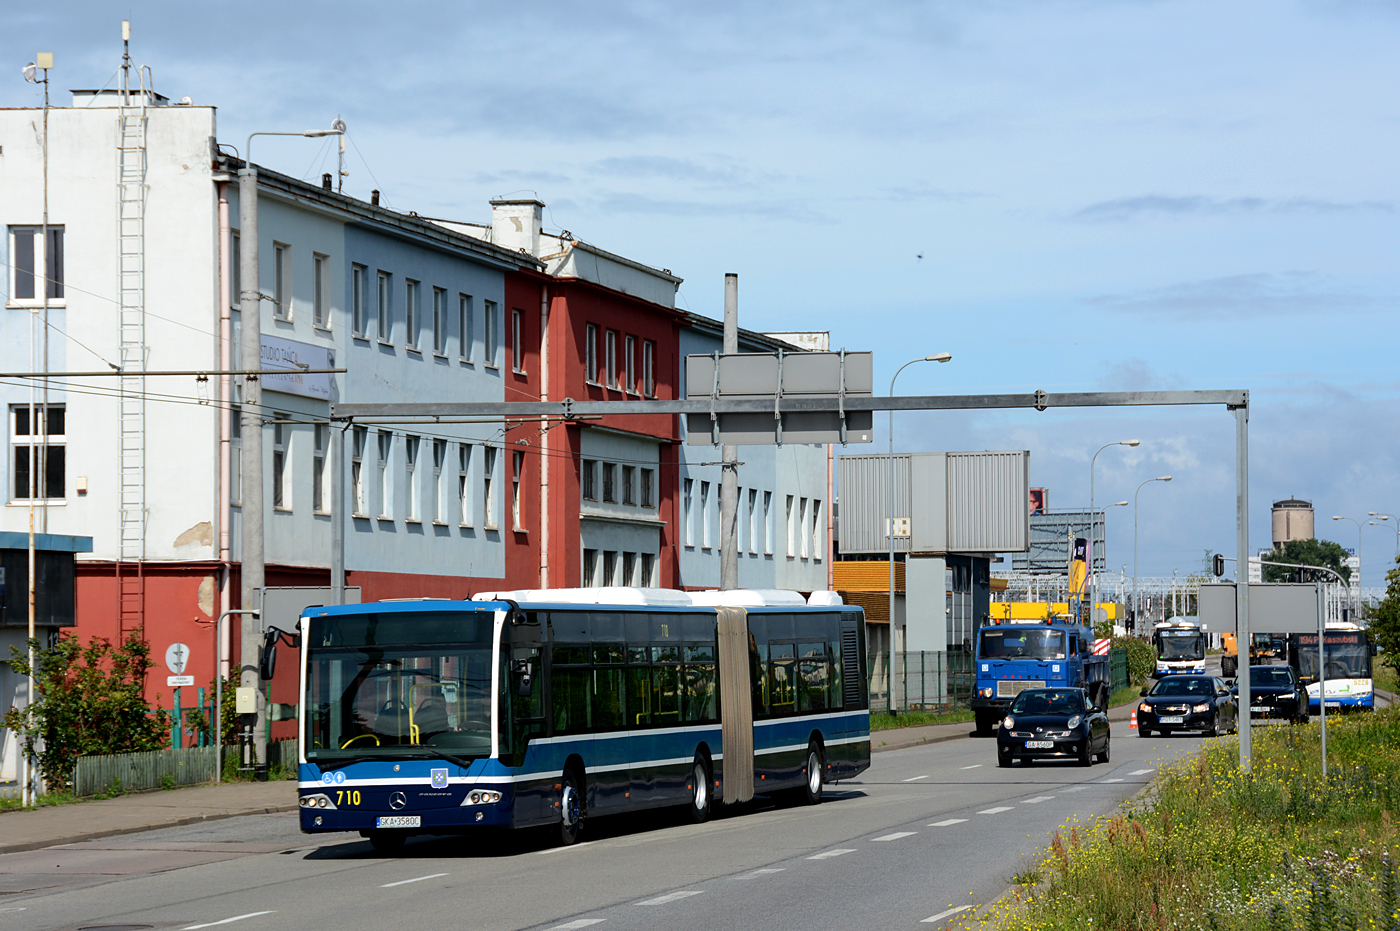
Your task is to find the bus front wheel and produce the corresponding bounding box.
[557,768,585,846]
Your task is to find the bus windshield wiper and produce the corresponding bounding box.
[395,747,479,770]
[309,754,380,771]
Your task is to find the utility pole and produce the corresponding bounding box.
[719,274,739,591]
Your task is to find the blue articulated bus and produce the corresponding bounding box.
[970,620,1109,736]
[296,590,870,851]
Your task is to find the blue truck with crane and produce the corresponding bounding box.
[970,619,1111,736]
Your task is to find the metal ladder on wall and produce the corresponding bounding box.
[115,61,149,641]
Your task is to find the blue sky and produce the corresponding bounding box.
[7,1,1398,584]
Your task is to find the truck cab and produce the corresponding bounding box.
[970,620,1107,736]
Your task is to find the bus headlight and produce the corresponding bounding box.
[300,793,336,810]
[461,789,503,806]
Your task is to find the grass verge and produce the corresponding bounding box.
[967,707,1400,930]
[871,708,976,731]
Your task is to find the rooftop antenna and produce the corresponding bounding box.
[120,20,131,105]
[334,117,348,193]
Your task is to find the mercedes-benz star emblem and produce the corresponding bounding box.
[389,791,407,811]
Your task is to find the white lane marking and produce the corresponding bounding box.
[1063,786,1089,792]
[807,848,856,860]
[183,912,277,930]
[872,831,917,841]
[960,764,982,770]
[1098,778,1125,784]
[734,868,785,879]
[546,921,606,930]
[978,806,1014,814]
[635,890,704,905]
[929,818,968,826]
[903,774,931,782]
[1130,768,1155,775]
[536,841,593,855]
[1021,796,1055,804]
[380,872,449,888]
[922,904,976,923]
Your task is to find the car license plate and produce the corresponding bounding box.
[375,816,421,828]
[1250,706,1269,713]
[1160,716,1185,724]
[1326,702,1341,709]
[1024,740,1054,749]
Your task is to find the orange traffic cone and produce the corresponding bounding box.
[1129,709,1138,730]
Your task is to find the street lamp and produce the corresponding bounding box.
[1134,476,1172,631]
[1331,515,1362,620]
[1368,513,1398,558]
[887,352,951,714]
[1087,440,1139,626]
[239,124,343,779]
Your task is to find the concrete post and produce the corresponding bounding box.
[719,274,739,591]
[1235,399,1251,771]
[332,423,347,605]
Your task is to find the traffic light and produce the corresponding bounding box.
[1212,553,1225,577]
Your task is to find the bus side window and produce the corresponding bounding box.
[797,642,829,712]
[625,646,651,727]
[769,643,796,715]
[551,645,592,735]
[652,645,682,724]
[749,635,769,719]
[684,644,717,724]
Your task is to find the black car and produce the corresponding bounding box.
[1136,675,1236,737]
[1235,665,1308,724]
[996,687,1110,767]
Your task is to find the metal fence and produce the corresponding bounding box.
[73,746,218,797]
[868,651,975,715]
[1110,647,1129,694]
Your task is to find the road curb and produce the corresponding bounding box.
[0,803,299,856]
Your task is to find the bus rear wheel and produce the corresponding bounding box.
[689,756,713,823]
[801,742,824,805]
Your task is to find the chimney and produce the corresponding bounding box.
[489,199,544,257]
[322,173,332,191]
[371,189,380,206]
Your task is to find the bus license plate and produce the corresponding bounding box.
[1160,716,1185,724]
[1024,740,1054,749]
[1250,706,1269,713]
[1326,702,1341,709]
[376,816,421,828]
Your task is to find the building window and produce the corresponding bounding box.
[624,335,636,393]
[405,280,420,349]
[603,551,618,587]
[512,450,525,530]
[748,489,758,554]
[621,465,636,506]
[602,463,617,503]
[10,404,65,500]
[459,294,474,362]
[799,497,809,559]
[585,323,599,383]
[640,553,655,587]
[581,459,597,501]
[764,491,773,555]
[351,265,367,335]
[377,272,391,342]
[684,478,694,546]
[458,443,473,527]
[483,446,498,529]
[8,226,64,304]
[313,424,329,514]
[623,552,637,586]
[273,243,290,319]
[700,481,711,549]
[272,415,290,510]
[231,232,241,309]
[230,405,242,506]
[433,288,447,354]
[405,434,420,520]
[351,426,367,516]
[812,499,824,562]
[643,340,656,398]
[605,330,618,388]
[512,309,526,373]
[582,549,599,587]
[313,254,328,328]
[432,439,447,523]
[786,495,796,557]
[640,469,654,508]
[484,300,498,367]
[377,431,393,519]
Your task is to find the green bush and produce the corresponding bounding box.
[1111,635,1156,685]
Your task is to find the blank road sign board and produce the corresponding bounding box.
[684,351,873,446]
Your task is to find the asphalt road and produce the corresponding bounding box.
[0,726,1219,931]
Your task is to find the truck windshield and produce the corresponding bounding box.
[304,611,495,765]
[1294,635,1371,681]
[1156,631,1205,661]
[978,629,1066,661]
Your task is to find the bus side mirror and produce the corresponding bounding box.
[259,630,278,681]
[513,660,534,697]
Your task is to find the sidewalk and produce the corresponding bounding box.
[872,698,1140,754]
[0,779,298,856]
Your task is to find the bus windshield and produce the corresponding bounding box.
[303,611,495,765]
[1156,630,1205,661]
[1294,634,1371,682]
[979,629,1066,661]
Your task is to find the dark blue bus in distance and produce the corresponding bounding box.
[297,588,870,851]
